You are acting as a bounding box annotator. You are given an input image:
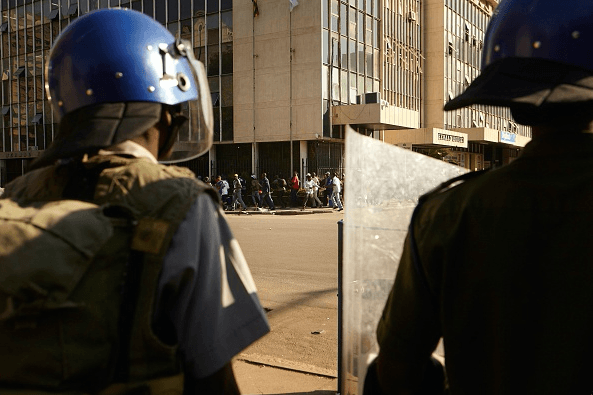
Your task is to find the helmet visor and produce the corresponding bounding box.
[160,48,213,164]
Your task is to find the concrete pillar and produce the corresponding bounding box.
[299,140,307,176]
[252,142,259,176]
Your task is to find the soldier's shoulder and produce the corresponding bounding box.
[414,169,492,223]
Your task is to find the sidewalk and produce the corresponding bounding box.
[234,353,337,395]
[225,206,340,216]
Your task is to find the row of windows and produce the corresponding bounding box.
[326,0,379,48]
[0,0,231,30]
[322,0,380,107]
[443,0,529,137]
[0,0,235,153]
[324,65,380,104]
[383,0,421,111]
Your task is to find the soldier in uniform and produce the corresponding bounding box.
[0,9,269,394]
[365,0,593,394]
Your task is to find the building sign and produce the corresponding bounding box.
[500,130,517,144]
[432,129,468,148]
[0,150,41,159]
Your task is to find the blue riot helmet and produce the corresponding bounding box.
[33,8,212,169]
[444,0,593,112]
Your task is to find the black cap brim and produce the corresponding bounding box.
[444,58,593,111]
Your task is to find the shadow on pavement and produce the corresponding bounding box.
[266,392,336,395]
[265,288,337,318]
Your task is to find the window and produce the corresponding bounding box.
[207,44,219,76]
[32,113,43,125]
[14,66,26,78]
[211,92,220,107]
[66,4,78,17]
[221,43,232,74]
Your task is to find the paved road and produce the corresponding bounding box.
[226,211,343,374]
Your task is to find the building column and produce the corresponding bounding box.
[209,146,216,178]
[0,159,6,188]
[252,142,259,176]
[299,140,307,176]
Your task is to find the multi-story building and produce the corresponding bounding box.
[0,0,528,187]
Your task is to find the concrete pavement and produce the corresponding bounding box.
[234,355,337,395]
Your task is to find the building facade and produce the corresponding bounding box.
[0,0,528,187]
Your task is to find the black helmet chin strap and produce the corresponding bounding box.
[157,104,188,160]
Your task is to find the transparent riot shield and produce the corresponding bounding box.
[341,127,468,394]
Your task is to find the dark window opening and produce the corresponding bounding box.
[14,66,26,78]
[32,113,43,124]
[211,92,220,107]
[66,4,78,17]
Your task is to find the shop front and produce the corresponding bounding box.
[383,128,470,169]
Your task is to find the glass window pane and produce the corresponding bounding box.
[339,36,346,67]
[220,75,232,106]
[194,0,205,15]
[338,2,344,34]
[180,19,191,41]
[167,22,178,36]
[132,0,142,11]
[207,0,218,13]
[322,30,328,64]
[358,42,364,74]
[358,12,363,41]
[221,106,232,141]
[349,7,355,38]
[365,46,372,77]
[194,46,205,63]
[341,70,347,103]
[33,1,43,25]
[168,0,179,21]
[221,42,232,74]
[221,11,232,43]
[348,38,355,72]
[155,0,166,24]
[213,107,220,141]
[207,44,219,76]
[207,14,218,44]
[322,0,328,29]
[372,18,377,47]
[180,0,192,18]
[221,0,232,11]
[331,67,339,100]
[143,0,154,17]
[195,16,205,46]
[17,29,25,55]
[208,76,219,92]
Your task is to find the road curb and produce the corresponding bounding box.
[225,208,337,215]
[237,353,338,379]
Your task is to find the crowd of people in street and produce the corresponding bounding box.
[199,171,345,211]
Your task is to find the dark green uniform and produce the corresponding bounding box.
[378,133,593,394]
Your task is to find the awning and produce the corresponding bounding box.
[332,103,420,130]
[453,127,531,147]
[383,128,468,149]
